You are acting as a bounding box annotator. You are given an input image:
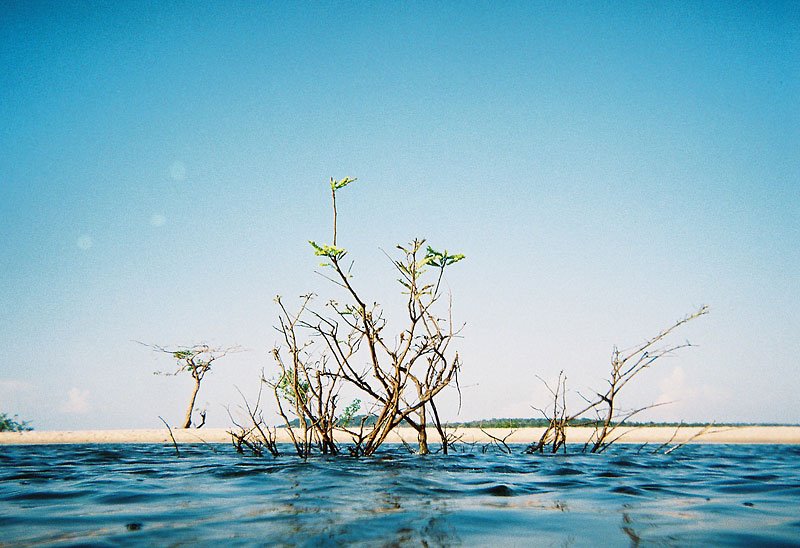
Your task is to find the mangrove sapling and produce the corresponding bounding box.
[266,176,465,457]
[143,342,242,428]
[307,238,465,456]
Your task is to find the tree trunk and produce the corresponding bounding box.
[182,377,201,428]
[416,407,429,455]
[417,428,429,455]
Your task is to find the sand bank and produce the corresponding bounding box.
[1,426,799,446]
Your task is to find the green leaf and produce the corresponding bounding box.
[330,176,357,191]
[337,398,361,427]
[309,241,347,261]
[424,246,466,268]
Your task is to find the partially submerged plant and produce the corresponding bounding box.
[267,293,345,457]
[228,385,279,457]
[238,176,466,457]
[526,306,709,454]
[525,371,568,454]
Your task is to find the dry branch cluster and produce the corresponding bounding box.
[143,176,710,459]
[525,306,709,454]
[232,177,465,457]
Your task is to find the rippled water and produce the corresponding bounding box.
[1,443,799,546]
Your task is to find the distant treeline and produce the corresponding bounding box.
[286,415,796,429]
[446,418,798,428]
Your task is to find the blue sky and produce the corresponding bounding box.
[1,1,798,429]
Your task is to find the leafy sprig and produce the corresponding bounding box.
[330,177,357,191]
[309,241,348,262]
[425,246,465,268]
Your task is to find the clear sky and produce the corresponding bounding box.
[1,1,798,429]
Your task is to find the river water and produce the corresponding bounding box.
[1,443,798,546]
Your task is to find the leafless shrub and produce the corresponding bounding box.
[480,428,515,454]
[525,371,568,454]
[227,385,279,457]
[530,306,709,453]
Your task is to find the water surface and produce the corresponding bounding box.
[1,443,798,546]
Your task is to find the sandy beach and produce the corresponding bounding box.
[1,426,799,446]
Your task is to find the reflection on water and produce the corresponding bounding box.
[1,444,799,546]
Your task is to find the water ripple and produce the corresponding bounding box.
[0,444,798,545]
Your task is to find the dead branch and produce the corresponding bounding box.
[481,428,515,454]
[525,372,568,454]
[663,423,718,454]
[528,306,708,454]
[227,384,279,457]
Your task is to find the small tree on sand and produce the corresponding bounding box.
[144,343,241,428]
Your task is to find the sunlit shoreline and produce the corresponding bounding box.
[2,426,799,446]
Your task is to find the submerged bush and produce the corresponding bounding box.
[233,177,466,458]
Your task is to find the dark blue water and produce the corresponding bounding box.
[1,444,799,546]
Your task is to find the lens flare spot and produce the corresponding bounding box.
[170,161,187,181]
[150,214,166,227]
[76,235,93,250]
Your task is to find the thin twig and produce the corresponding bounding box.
[158,416,180,458]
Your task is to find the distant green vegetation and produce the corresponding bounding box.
[445,418,797,428]
[0,412,32,432]
[285,416,796,429]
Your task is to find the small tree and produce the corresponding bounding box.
[144,343,241,428]
[0,412,32,432]
[262,177,465,457]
